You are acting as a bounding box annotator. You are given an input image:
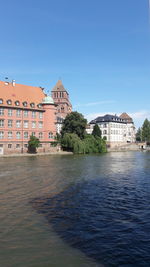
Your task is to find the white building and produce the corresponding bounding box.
[87,113,136,147]
[56,116,64,134]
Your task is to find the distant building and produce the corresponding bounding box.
[51,80,72,119]
[119,112,135,143]
[51,80,72,133]
[87,113,136,147]
[0,80,57,154]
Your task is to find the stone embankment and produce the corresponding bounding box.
[0,151,73,158]
[108,142,148,152]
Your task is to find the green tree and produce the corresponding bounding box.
[61,111,87,139]
[61,133,107,154]
[28,135,40,153]
[136,127,142,142]
[92,124,101,138]
[142,119,150,142]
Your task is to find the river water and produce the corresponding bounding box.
[0,152,150,267]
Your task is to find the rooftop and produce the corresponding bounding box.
[90,114,127,124]
[0,80,46,109]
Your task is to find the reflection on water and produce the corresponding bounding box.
[1,152,150,266]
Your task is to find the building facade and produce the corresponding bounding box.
[51,80,72,119]
[51,80,72,133]
[87,113,136,147]
[0,80,57,154]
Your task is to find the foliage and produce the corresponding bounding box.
[50,141,59,147]
[136,127,142,142]
[60,112,106,154]
[28,135,40,153]
[55,132,61,141]
[61,111,87,139]
[61,133,107,154]
[142,119,150,142]
[92,124,101,138]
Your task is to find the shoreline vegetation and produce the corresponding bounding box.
[60,112,107,154]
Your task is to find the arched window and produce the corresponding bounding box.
[7,99,12,105]
[37,104,42,108]
[0,99,3,104]
[15,101,20,106]
[23,101,27,107]
[30,103,35,108]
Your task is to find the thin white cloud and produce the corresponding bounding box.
[74,100,115,108]
[130,110,150,120]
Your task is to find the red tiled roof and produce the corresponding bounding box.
[0,81,46,109]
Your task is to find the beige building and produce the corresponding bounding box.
[87,113,136,147]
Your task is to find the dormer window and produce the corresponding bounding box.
[15,101,20,106]
[37,104,42,108]
[30,103,35,108]
[0,99,3,104]
[23,101,27,107]
[7,100,12,105]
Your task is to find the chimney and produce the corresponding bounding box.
[12,80,16,86]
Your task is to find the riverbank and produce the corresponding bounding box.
[0,151,73,158]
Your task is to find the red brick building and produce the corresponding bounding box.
[0,80,57,155]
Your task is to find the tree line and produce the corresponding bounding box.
[136,118,150,143]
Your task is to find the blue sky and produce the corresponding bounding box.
[0,0,150,127]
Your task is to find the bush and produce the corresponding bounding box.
[28,135,40,153]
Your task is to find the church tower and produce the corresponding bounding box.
[51,80,72,119]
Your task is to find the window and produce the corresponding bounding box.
[49,132,53,139]
[16,132,21,139]
[8,144,12,148]
[24,132,28,139]
[16,120,21,128]
[37,104,42,108]
[39,112,43,119]
[24,121,28,128]
[15,101,20,106]
[32,132,35,136]
[23,102,27,107]
[16,144,20,148]
[24,144,28,148]
[30,103,35,108]
[32,111,36,118]
[0,99,3,104]
[0,131,4,139]
[32,121,36,128]
[0,108,4,115]
[103,130,107,134]
[7,100,12,105]
[39,132,43,139]
[8,131,13,139]
[0,119,4,127]
[8,109,13,116]
[39,121,43,128]
[16,109,21,117]
[24,110,28,117]
[39,144,42,147]
[8,120,13,128]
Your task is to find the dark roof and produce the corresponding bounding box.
[90,114,127,124]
